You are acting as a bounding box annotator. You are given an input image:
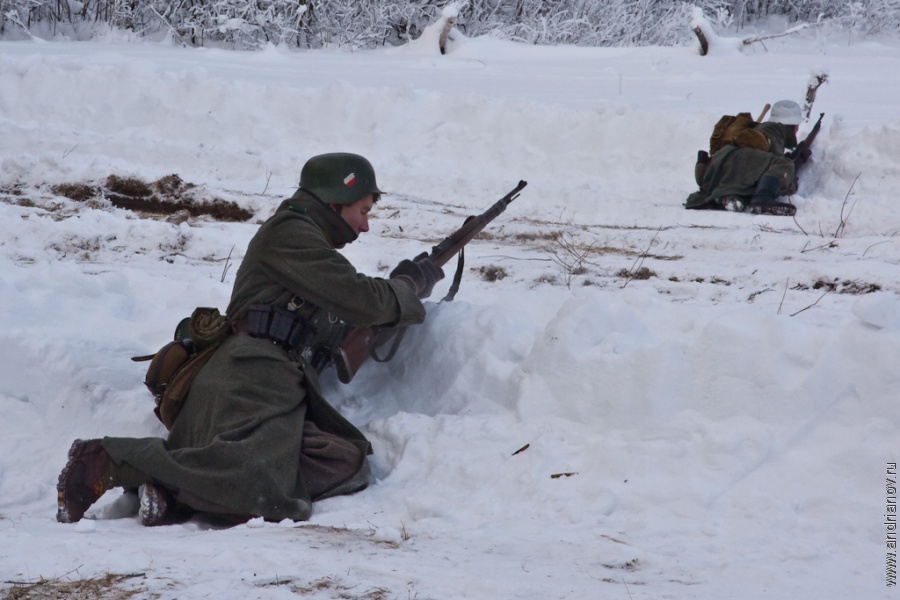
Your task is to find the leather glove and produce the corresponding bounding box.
[791,144,812,165]
[390,252,445,299]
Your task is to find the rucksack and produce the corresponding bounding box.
[708,112,770,155]
[131,307,231,429]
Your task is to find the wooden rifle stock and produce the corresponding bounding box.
[333,180,528,384]
[333,326,378,384]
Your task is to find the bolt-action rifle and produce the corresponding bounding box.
[332,180,528,384]
[791,112,824,171]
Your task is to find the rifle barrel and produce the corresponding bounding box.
[428,180,527,268]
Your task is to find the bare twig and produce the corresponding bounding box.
[479,254,553,263]
[800,240,837,254]
[262,170,272,195]
[62,144,78,158]
[622,226,661,288]
[790,289,831,317]
[220,245,235,282]
[863,240,891,257]
[748,288,773,302]
[400,521,410,541]
[777,278,789,315]
[834,172,862,238]
[791,211,808,235]
[551,232,595,288]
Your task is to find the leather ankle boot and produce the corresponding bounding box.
[56,439,117,523]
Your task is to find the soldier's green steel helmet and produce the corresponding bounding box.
[299,152,385,205]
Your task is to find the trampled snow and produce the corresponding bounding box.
[1,25,898,600]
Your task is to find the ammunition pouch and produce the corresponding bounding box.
[246,304,311,349]
[242,301,345,373]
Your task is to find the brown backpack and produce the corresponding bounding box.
[132,307,231,429]
[709,112,770,154]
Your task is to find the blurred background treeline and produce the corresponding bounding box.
[1,0,898,49]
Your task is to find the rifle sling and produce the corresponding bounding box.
[441,213,475,303]
[441,247,466,302]
[371,327,406,363]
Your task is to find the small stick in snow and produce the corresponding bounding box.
[692,26,709,56]
[777,278,789,315]
[622,226,661,288]
[834,172,861,239]
[790,289,831,317]
[221,245,235,283]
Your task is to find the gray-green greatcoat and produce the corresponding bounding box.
[685,121,798,210]
[104,190,425,521]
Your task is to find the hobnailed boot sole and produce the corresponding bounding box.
[139,482,171,526]
[746,202,797,216]
[720,195,747,213]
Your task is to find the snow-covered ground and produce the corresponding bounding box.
[1,23,898,600]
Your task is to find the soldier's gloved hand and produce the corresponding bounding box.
[794,145,812,164]
[390,253,445,299]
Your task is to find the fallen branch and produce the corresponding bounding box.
[147,4,188,48]
[742,21,826,49]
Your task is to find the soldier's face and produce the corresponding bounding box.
[340,194,374,237]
